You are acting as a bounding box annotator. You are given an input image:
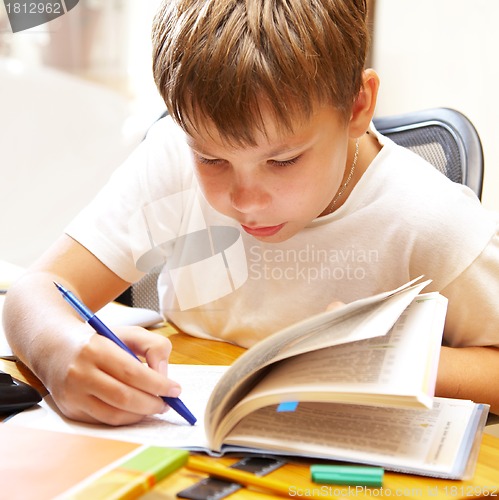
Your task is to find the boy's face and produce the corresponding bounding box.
[186,104,351,243]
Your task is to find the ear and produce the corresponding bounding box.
[348,69,380,138]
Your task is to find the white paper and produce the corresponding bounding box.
[0,260,25,359]
[7,364,228,451]
[96,302,163,328]
[0,296,14,359]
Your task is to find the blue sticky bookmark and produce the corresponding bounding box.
[277,401,299,412]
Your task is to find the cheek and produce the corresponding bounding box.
[271,178,319,217]
[195,172,228,207]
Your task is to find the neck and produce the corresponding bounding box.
[321,138,360,216]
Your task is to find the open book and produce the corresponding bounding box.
[199,277,488,480]
[8,278,489,480]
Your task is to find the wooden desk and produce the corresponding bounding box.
[2,324,499,499]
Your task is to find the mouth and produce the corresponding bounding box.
[241,223,285,237]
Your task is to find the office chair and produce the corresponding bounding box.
[118,107,485,310]
[373,107,484,199]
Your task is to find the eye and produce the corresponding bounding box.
[195,154,225,166]
[269,155,301,167]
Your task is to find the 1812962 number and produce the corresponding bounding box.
[5,2,63,14]
[444,486,498,497]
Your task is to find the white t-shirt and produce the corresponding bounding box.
[66,116,499,348]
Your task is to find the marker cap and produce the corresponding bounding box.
[310,464,384,487]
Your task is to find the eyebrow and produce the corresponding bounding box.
[186,140,216,157]
[186,138,309,160]
[265,143,306,158]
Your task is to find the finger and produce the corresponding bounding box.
[118,327,173,375]
[110,328,183,399]
[61,351,169,423]
[326,300,345,311]
[98,346,180,398]
[82,367,169,418]
[87,332,180,398]
[62,392,163,426]
[56,372,158,426]
[85,398,149,426]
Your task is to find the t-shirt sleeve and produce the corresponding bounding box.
[441,230,499,347]
[65,117,195,284]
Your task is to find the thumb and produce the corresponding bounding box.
[326,300,345,312]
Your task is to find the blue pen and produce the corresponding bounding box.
[53,281,196,425]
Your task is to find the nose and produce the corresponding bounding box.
[229,175,272,214]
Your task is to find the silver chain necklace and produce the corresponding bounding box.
[324,138,359,215]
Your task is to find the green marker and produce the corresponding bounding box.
[67,447,189,499]
[310,464,384,487]
[120,447,189,483]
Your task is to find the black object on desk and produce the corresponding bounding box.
[0,370,42,414]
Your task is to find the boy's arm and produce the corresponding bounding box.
[437,237,499,415]
[3,234,180,425]
[436,345,499,415]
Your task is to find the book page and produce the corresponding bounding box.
[213,294,447,443]
[206,279,430,438]
[221,398,486,478]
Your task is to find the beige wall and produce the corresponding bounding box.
[371,0,498,211]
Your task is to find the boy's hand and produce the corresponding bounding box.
[326,300,345,312]
[47,326,181,426]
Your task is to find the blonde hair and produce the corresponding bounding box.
[152,0,369,145]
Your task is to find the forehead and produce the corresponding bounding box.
[184,102,346,154]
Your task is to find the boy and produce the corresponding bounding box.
[4,0,499,425]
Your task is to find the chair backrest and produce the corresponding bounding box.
[117,266,162,311]
[373,107,484,199]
